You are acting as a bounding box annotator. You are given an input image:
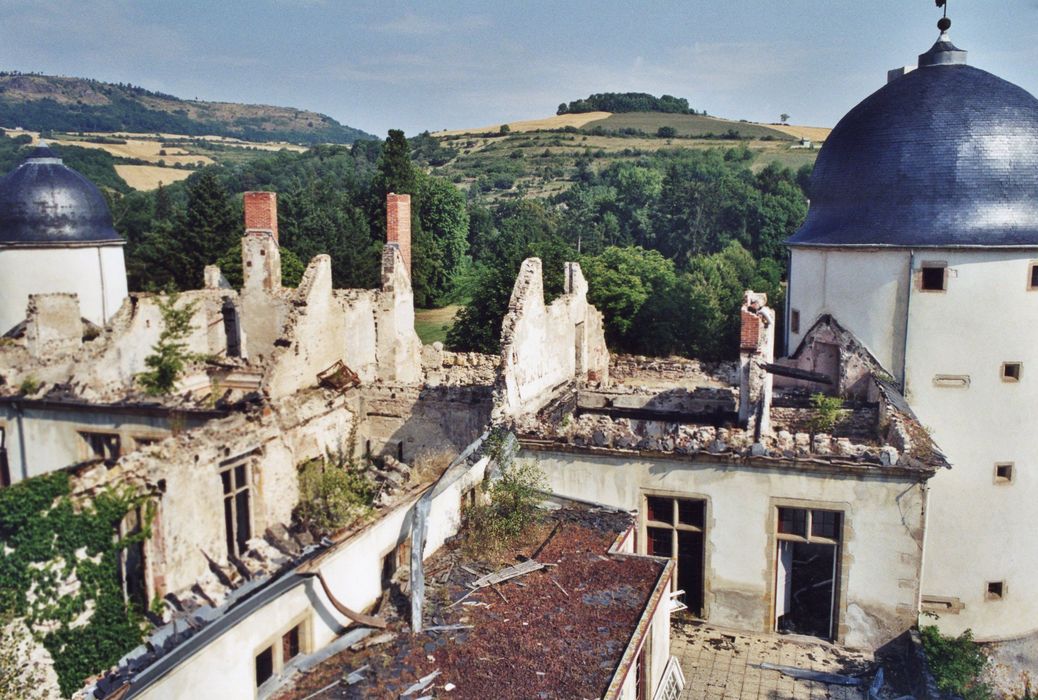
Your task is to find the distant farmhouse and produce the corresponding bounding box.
[0,21,1035,700]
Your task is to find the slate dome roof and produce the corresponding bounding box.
[0,144,122,246]
[788,35,1038,248]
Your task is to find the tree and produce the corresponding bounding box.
[178,169,237,289]
[780,113,790,124]
[137,292,201,395]
[657,126,677,138]
[412,174,470,307]
[499,123,511,135]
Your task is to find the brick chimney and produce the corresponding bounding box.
[386,192,411,276]
[244,191,278,243]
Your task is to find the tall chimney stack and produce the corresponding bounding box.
[386,192,411,276]
[244,191,278,243]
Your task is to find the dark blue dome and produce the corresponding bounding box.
[788,41,1038,248]
[0,145,122,246]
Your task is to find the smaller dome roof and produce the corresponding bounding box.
[0,145,122,246]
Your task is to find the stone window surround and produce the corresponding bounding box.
[639,488,713,620]
[765,497,852,643]
[253,611,312,692]
[918,261,949,292]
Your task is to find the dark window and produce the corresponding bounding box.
[647,526,672,557]
[921,265,946,291]
[678,500,705,528]
[778,508,807,537]
[995,463,1014,483]
[255,646,274,686]
[119,507,147,611]
[790,309,801,335]
[643,495,706,615]
[0,426,10,488]
[646,496,671,524]
[987,581,1005,600]
[1030,264,1038,289]
[811,510,841,540]
[1002,363,1022,382]
[282,625,301,663]
[81,432,121,463]
[220,461,251,558]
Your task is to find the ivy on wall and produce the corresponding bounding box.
[0,472,154,697]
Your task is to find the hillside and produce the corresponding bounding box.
[422,110,828,201]
[0,72,374,144]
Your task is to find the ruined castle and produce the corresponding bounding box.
[0,23,1034,700]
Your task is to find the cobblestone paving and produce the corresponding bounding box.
[671,621,878,700]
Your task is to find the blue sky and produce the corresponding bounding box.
[2,1,1037,137]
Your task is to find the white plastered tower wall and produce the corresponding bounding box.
[0,243,128,334]
[787,244,1038,640]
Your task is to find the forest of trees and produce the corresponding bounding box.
[557,92,702,115]
[0,126,809,361]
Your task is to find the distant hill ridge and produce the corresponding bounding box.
[0,72,374,144]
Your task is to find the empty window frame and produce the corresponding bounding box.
[644,494,706,616]
[1028,262,1038,290]
[79,431,121,463]
[920,263,947,292]
[775,507,843,640]
[986,581,1006,601]
[994,463,1015,484]
[255,617,310,689]
[1002,362,1023,382]
[790,309,801,335]
[219,459,251,558]
[118,506,148,611]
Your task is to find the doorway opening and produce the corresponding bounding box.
[775,507,842,640]
[644,494,706,616]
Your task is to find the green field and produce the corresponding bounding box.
[414,305,461,345]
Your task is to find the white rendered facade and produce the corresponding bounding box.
[0,243,128,334]
[787,245,1038,640]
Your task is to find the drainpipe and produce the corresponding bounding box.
[900,251,915,391]
[916,479,931,616]
[13,401,28,481]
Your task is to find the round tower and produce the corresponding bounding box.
[0,144,128,334]
[786,27,1038,640]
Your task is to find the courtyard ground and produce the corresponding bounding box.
[672,620,895,700]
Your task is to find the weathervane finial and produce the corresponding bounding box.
[936,0,951,32]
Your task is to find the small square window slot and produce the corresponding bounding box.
[994,463,1014,483]
[986,581,1005,600]
[790,309,800,335]
[1029,262,1038,289]
[1002,362,1022,382]
[921,264,947,291]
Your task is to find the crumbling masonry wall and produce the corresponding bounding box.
[496,258,609,419]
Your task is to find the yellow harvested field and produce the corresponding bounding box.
[434,112,612,137]
[114,165,193,190]
[52,138,214,166]
[759,123,832,142]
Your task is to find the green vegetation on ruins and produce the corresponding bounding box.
[0,472,155,696]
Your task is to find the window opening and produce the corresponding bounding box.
[255,646,274,687]
[644,494,706,616]
[1029,263,1038,289]
[1002,362,1022,382]
[80,431,121,463]
[986,581,1005,600]
[118,506,148,611]
[0,425,10,488]
[220,460,251,558]
[790,309,801,335]
[282,624,301,663]
[921,264,947,291]
[995,463,1014,484]
[775,507,842,640]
